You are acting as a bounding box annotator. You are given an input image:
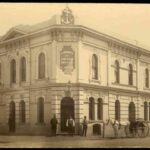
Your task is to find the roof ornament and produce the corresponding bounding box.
[61,4,74,25]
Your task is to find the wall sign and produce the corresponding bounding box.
[60,46,75,74]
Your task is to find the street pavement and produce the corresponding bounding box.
[0,135,150,148]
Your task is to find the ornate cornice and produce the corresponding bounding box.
[50,28,84,42]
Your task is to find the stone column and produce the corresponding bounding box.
[51,40,57,83]
[136,55,140,90]
[107,44,112,86]
[75,87,84,135]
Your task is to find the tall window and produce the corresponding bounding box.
[10,59,16,83]
[149,102,150,121]
[0,63,2,84]
[89,97,95,120]
[97,98,103,120]
[20,57,26,82]
[37,97,44,123]
[38,53,45,79]
[114,60,120,83]
[145,68,149,88]
[92,54,98,80]
[144,101,148,121]
[115,100,120,121]
[19,100,26,123]
[129,64,133,85]
[129,102,136,122]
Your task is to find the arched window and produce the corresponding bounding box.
[129,102,136,122]
[115,100,120,121]
[129,64,133,85]
[145,68,149,88]
[149,102,150,121]
[97,98,103,120]
[144,101,148,121]
[114,60,120,83]
[20,57,26,82]
[38,53,45,79]
[92,54,98,80]
[19,100,26,123]
[37,97,44,123]
[0,63,2,84]
[89,97,95,120]
[10,59,16,83]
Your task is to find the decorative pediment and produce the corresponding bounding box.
[1,28,27,41]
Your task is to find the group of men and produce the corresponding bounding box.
[50,115,88,136]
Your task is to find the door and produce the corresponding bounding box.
[61,97,74,131]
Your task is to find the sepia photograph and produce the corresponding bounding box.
[0,2,150,148]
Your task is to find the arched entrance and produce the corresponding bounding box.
[9,101,16,132]
[129,102,136,122]
[61,97,74,132]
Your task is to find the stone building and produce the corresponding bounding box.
[0,6,150,136]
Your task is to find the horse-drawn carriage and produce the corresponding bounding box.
[125,118,149,138]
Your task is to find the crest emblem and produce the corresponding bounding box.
[61,6,74,25]
[60,46,75,74]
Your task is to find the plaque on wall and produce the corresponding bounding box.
[60,46,75,74]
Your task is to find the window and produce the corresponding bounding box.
[145,68,149,88]
[149,102,150,121]
[19,100,26,123]
[9,101,15,123]
[38,53,45,79]
[0,63,2,84]
[97,98,103,120]
[20,57,26,82]
[115,100,120,121]
[37,97,44,123]
[114,60,120,83]
[129,64,133,85]
[92,54,98,80]
[89,97,95,120]
[10,59,16,83]
[129,102,136,122]
[144,101,148,121]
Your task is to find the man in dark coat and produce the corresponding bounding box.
[82,116,88,136]
[50,114,58,136]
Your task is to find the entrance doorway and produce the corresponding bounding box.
[129,102,136,122]
[61,97,74,132]
[9,101,16,132]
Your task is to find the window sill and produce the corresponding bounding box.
[112,82,136,88]
[35,78,49,81]
[20,82,29,86]
[143,87,150,91]
[89,79,101,84]
[10,83,17,88]
[35,122,46,126]
[18,123,26,126]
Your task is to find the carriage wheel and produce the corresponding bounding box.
[125,125,136,138]
[137,123,149,138]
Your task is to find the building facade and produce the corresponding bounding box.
[0,7,150,136]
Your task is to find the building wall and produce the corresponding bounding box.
[0,24,150,136]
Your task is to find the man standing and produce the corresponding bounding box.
[66,116,75,136]
[113,119,119,138]
[82,116,88,136]
[50,114,58,136]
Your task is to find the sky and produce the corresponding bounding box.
[0,3,150,48]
